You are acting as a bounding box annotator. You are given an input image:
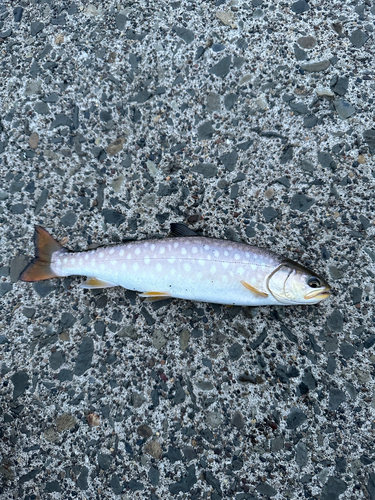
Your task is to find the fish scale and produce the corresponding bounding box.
[19,224,331,307]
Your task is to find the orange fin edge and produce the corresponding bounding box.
[139,291,173,302]
[19,226,65,282]
[241,280,269,298]
[80,278,117,289]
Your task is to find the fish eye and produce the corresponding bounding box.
[308,277,321,288]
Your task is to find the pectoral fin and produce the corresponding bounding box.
[80,277,117,289]
[139,291,173,302]
[241,280,269,298]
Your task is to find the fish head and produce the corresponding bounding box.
[267,260,331,305]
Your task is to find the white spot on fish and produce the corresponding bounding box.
[222,275,228,282]
[144,257,151,265]
[71,258,75,264]
[99,252,104,258]
[210,265,216,274]
[170,268,176,276]
[100,263,105,270]
[251,264,256,271]
[159,247,165,254]
[197,271,203,279]
[174,242,179,249]
[119,249,124,256]
[121,263,126,270]
[224,250,229,257]
[85,254,89,260]
[222,262,229,269]
[234,253,240,260]
[168,257,176,264]
[109,248,114,255]
[245,252,250,258]
[251,277,256,284]
[127,254,132,259]
[151,244,155,251]
[135,247,141,255]
[133,263,139,271]
[192,246,198,254]
[214,250,219,258]
[156,263,162,272]
[198,259,205,267]
[183,263,191,272]
[237,267,244,275]
[181,247,187,255]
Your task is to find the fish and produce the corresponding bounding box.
[19,223,331,307]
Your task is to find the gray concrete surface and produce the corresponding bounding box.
[1,0,375,499]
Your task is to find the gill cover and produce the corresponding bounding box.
[267,261,330,305]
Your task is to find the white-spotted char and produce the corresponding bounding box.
[19,223,331,306]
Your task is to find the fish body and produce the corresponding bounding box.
[19,224,331,307]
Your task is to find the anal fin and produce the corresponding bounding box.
[80,277,117,289]
[139,291,173,302]
[241,280,269,298]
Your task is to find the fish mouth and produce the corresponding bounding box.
[304,288,331,301]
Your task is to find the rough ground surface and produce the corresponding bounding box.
[1,0,375,499]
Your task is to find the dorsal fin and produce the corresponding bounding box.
[170,223,198,237]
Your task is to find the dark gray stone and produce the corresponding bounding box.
[351,287,362,304]
[100,110,112,122]
[115,13,127,30]
[50,114,72,129]
[31,21,44,36]
[77,466,89,490]
[334,99,355,119]
[330,75,349,96]
[126,478,144,491]
[11,204,27,214]
[34,188,49,215]
[340,342,356,359]
[10,254,28,282]
[60,211,77,227]
[209,56,231,78]
[14,7,24,22]
[204,471,222,495]
[131,91,153,103]
[350,29,368,47]
[290,194,315,212]
[280,145,293,163]
[72,105,79,130]
[45,480,61,493]
[169,465,196,494]
[318,151,335,169]
[137,424,152,439]
[366,472,375,499]
[183,446,197,462]
[359,215,371,230]
[229,342,243,360]
[321,476,347,500]
[197,121,214,140]
[22,307,35,318]
[110,474,123,494]
[326,355,336,374]
[173,25,194,44]
[295,441,308,467]
[291,0,309,14]
[191,163,217,178]
[11,371,29,399]
[74,337,94,376]
[102,209,125,227]
[61,312,76,329]
[289,102,308,114]
[43,93,59,103]
[287,408,307,429]
[57,369,73,382]
[34,102,50,115]
[304,114,318,128]
[33,281,56,297]
[294,43,307,60]
[263,207,279,222]
[173,380,185,405]
[50,351,65,370]
[148,466,160,486]
[363,129,375,154]
[329,388,346,411]
[224,93,238,110]
[297,36,316,49]
[98,453,113,470]
[220,150,238,171]
[301,60,330,72]
[231,411,245,429]
[326,309,343,332]
[256,483,277,496]
[166,446,183,463]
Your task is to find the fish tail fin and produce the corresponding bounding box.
[19,226,65,282]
